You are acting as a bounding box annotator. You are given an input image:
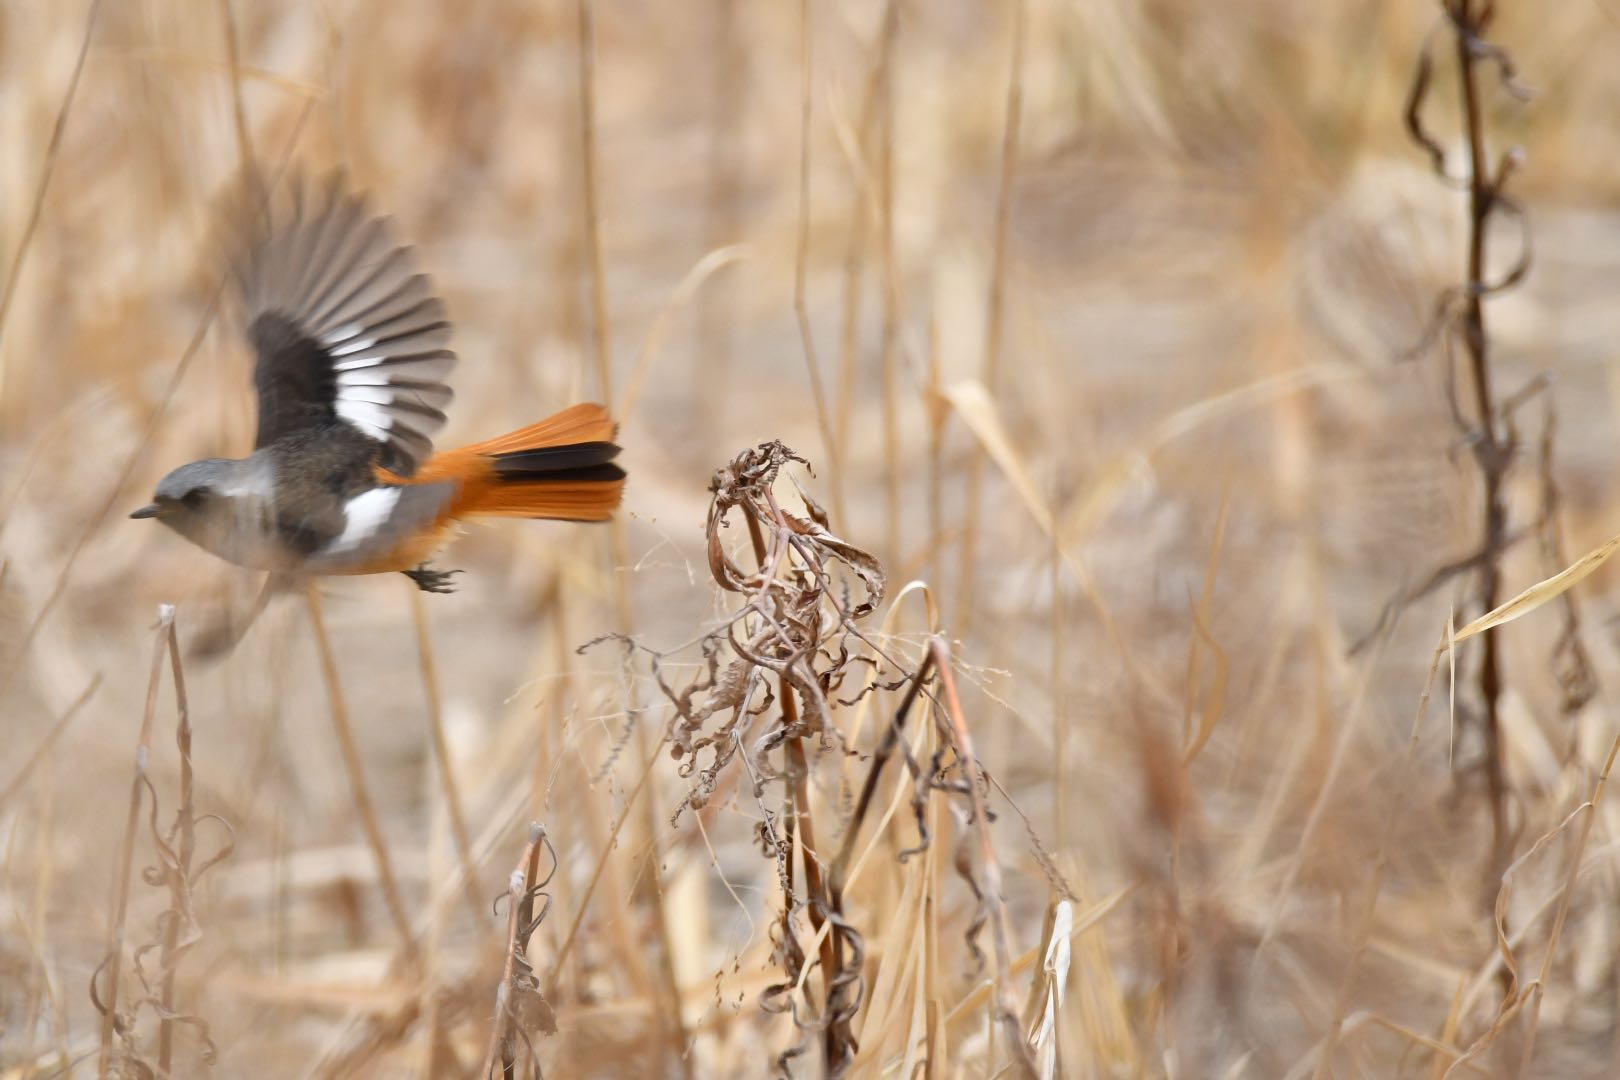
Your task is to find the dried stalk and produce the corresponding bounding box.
[482,824,557,1080]
[0,0,105,352]
[1451,0,1511,880]
[98,606,170,1078]
[875,0,900,562]
[575,0,611,404]
[931,638,1036,1078]
[955,0,1026,626]
[409,587,484,924]
[303,585,417,961]
[1405,0,1535,885]
[793,0,845,525]
[156,615,194,1076]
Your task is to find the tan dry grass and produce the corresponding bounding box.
[6,1,1620,1077]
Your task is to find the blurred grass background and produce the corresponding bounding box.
[6,1,1620,1076]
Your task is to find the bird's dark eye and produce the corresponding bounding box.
[182,488,208,507]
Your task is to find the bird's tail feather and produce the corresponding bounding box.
[409,403,626,523]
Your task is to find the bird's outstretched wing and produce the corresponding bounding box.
[233,176,456,476]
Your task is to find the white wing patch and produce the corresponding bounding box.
[238,177,458,475]
[327,486,403,555]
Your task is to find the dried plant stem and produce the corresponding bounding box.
[481,824,547,1080]
[216,0,257,188]
[831,647,936,892]
[695,0,740,440]
[26,747,69,1070]
[418,809,450,1080]
[875,2,900,561]
[1050,484,1067,852]
[547,720,664,976]
[1449,0,1511,882]
[739,491,857,1070]
[831,0,896,465]
[571,9,690,1062]
[535,571,571,817]
[927,319,946,582]
[1513,729,1620,1074]
[1312,626,1447,1078]
[157,615,194,1076]
[575,0,611,403]
[931,638,1036,1078]
[0,0,105,361]
[785,693,849,1066]
[793,0,846,526]
[955,0,1025,627]
[303,586,417,962]
[833,176,870,467]
[98,605,171,1079]
[408,588,484,923]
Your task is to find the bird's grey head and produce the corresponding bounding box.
[130,459,238,523]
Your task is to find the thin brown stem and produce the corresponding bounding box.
[303,586,417,962]
[830,648,936,890]
[931,637,1036,1078]
[1450,0,1511,885]
[408,589,484,925]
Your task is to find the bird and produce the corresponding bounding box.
[131,176,625,604]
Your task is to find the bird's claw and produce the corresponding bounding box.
[403,565,462,594]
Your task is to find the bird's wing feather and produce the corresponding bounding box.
[236,176,457,476]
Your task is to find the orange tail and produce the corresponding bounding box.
[396,403,626,523]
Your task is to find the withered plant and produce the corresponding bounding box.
[1400,0,1594,885]
[92,607,233,1079]
[482,823,559,1080]
[583,442,1037,1078]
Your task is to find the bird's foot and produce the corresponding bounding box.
[403,565,462,594]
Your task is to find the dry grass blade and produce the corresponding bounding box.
[1023,899,1073,1080]
[1450,528,1620,643]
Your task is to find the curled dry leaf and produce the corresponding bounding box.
[781,509,885,619]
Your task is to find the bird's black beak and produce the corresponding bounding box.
[130,503,162,520]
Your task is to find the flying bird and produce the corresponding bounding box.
[132,178,625,601]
